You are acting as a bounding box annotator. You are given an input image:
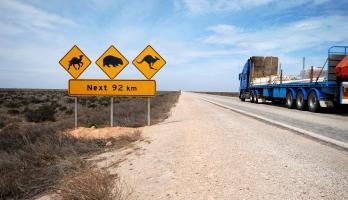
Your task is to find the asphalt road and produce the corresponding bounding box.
[194,92,348,144]
[116,92,348,199]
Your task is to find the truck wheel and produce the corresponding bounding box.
[308,91,320,112]
[239,92,245,101]
[286,92,295,109]
[254,95,259,103]
[296,91,307,110]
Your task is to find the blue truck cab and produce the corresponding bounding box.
[239,60,250,101]
[238,46,348,112]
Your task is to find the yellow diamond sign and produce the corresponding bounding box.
[59,45,91,79]
[133,45,166,80]
[96,45,129,79]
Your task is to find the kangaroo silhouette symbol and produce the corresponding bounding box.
[137,55,159,70]
[68,55,84,70]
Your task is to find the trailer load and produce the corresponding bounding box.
[238,46,348,112]
[250,56,279,78]
[336,55,348,79]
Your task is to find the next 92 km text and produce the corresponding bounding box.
[68,79,156,97]
[87,84,137,92]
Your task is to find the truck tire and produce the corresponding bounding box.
[286,92,295,109]
[296,91,307,110]
[254,94,259,103]
[308,91,320,112]
[239,92,245,101]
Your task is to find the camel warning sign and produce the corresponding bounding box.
[132,45,166,79]
[59,45,91,79]
[96,45,129,79]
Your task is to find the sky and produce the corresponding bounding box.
[0,0,347,92]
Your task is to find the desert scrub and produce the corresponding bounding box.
[7,109,20,115]
[58,168,132,200]
[24,104,56,122]
[0,122,140,199]
[4,101,21,108]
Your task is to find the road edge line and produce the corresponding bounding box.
[201,97,348,150]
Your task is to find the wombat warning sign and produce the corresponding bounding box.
[96,45,129,79]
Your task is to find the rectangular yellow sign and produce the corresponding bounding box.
[69,79,156,96]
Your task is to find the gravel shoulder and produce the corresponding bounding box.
[116,92,348,199]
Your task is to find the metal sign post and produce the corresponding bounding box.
[111,97,114,127]
[147,97,151,126]
[74,97,78,128]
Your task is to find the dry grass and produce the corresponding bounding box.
[59,168,132,200]
[0,124,143,199]
[0,89,180,199]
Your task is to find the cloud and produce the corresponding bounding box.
[177,0,330,14]
[204,15,348,54]
[0,0,77,36]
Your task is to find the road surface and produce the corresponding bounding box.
[196,93,348,144]
[117,92,348,199]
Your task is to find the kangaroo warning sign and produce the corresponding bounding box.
[96,45,129,79]
[132,45,166,79]
[59,45,91,79]
[68,79,156,96]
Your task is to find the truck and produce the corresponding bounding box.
[238,46,348,112]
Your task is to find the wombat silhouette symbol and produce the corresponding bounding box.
[137,55,160,70]
[95,45,129,79]
[103,55,123,67]
[68,55,84,70]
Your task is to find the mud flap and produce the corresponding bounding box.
[319,100,334,108]
[341,82,348,104]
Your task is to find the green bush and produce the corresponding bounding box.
[25,105,56,122]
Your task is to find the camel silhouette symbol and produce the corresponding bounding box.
[137,55,160,70]
[68,55,84,70]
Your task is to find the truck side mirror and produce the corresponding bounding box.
[239,73,241,80]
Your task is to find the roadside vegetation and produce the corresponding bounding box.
[0,89,180,199]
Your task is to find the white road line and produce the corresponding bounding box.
[200,97,348,150]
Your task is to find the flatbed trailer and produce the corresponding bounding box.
[239,46,348,112]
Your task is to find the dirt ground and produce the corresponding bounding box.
[114,92,348,199]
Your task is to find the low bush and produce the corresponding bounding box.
[59,168,132,200]
[65,98,75,104]
[59,105,67,111]
[25,104,56,122]
[65,109,74,115]
[28,96,43,104]
[4,101,21,108]
[7,109,20,115]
